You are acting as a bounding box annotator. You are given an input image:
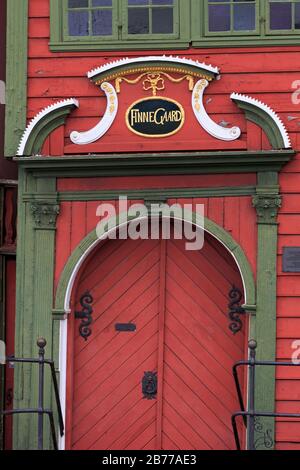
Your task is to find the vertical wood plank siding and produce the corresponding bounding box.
[19,0,300,448]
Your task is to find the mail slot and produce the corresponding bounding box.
[115,323,136,332]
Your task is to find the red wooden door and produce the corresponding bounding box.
[67,232,246,450]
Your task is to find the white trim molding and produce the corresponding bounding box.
[193,80,241,141]
[70,82,118,145]
[87,55,219,80]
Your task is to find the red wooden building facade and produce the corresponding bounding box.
[3,0,300,450]
[0,0,17,451]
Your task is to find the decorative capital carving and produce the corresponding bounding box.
[30,202,60,230]
[252,194,281,224]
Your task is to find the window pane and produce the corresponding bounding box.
[92,10,112,35]
[128,0,149,4]
[69,0,88,7]
[153,0,174,4]
[152,7,173,33]
[69,11,89,36]
[233,3,255,30]
[270,2,292,30]
[128,8,149,34]
[92,0,112,5]
[209,5,230,31]
[296,2,300,29]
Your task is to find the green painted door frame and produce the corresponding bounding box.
[251,171,282,449]
[12,151,293,450]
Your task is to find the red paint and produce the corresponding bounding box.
[66,231,246,450]
[54,196,257,291]
[57,174,257,192]
[26,1,300,155]
[156,238,167,449]
[28,0,300,449]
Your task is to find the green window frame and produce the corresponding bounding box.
[203,0,260,38]
[192,0,300,47]
[50,0,300,52]
[64,0,119,43]
[50,0,190,51]
[266,0,300,35]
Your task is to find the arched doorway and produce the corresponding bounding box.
[65,227,248,450]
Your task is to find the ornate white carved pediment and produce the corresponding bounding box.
[70,55,242,145]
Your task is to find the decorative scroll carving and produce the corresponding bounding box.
[115,72,195,95]
[231,93,291,149]
[192,79,241,141]
[30,202,60,230]
[17,99,79,156]
[70,82,118,145]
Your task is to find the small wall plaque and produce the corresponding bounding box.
[282,247,300,272]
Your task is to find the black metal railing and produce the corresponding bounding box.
[1,338,64,450]
[232,339,300,450]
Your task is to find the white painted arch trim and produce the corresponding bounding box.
[70,83,118,145]
[17,99,79,156]
[58,214,252,449]
[193,80,241,141]
[87,55,219,80]
[230,92,291,149]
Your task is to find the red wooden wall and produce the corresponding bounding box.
[54,191,257,295]
[28,0,300,449]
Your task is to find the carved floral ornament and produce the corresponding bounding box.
[17,56,291,156]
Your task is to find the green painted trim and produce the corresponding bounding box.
[50,0,300,52]
[89,60,216,85]
[251,171,280,450]
[50,37,300,51]
[21,186,257,203]
[13,173,58,450]
[15,151,294,178]
[231,97,288,150]
[4,0,28,157]
[192,38,300,47]
[50,0,190,52]
[49,40,191,52]
[0,256,4,450]
[266,1,300,35]
[54,211,256,318]
[18,102,78,157]
[202,0,260,38]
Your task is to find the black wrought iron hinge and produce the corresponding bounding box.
[75,291,94,341]
[228,285,246,334]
